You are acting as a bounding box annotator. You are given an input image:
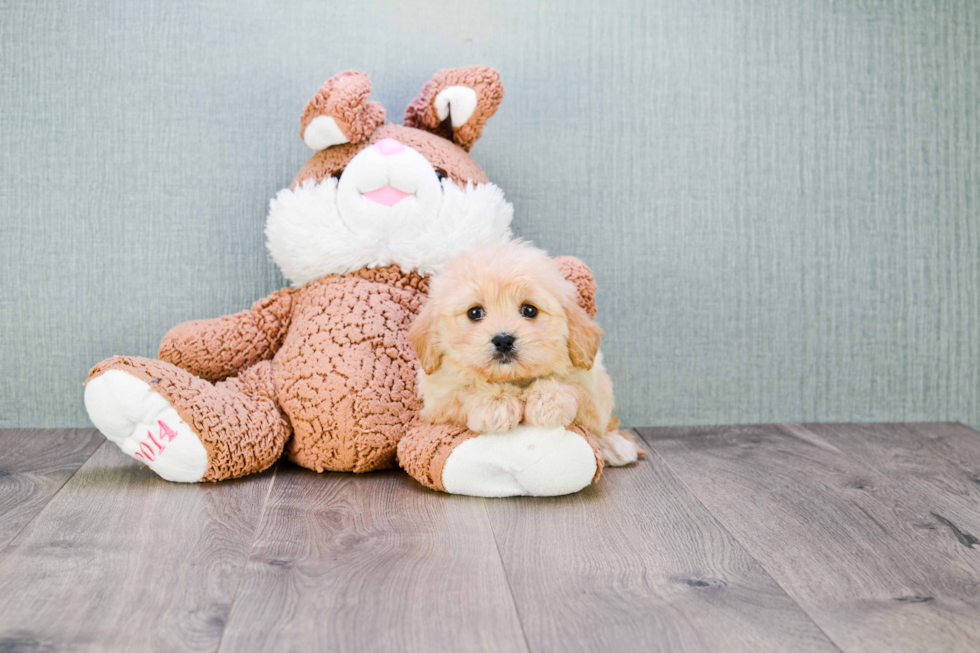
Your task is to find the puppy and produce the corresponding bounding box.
[409,240,639,466]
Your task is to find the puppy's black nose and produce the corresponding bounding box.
[491,333,516,353]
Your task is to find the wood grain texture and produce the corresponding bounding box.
[484,432,839,653]
[217,466,528,653]
[794,422,980,536]
[0,442,276,653]
[0,429,102,551]
[7,426,980,651]
[640,424,980,653]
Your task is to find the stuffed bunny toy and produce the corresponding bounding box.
[85,66,604,497]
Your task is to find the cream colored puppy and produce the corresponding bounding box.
[409,240,639,466]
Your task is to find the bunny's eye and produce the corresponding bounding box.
[520,304,538,319]
[467,306,485,321]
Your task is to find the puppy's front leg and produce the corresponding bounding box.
[461,385,524,434]
[523,378,581,429]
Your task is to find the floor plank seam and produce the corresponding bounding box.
[214,461,280,653]
[0,436,105,557]
[630,429,847,653]
[483,499,533,653]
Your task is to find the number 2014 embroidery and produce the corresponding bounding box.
[132,421,179,462]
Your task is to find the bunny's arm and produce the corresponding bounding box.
[158,288,295,383]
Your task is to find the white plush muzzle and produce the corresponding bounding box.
[266,141,513,286]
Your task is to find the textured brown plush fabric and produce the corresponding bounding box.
[554,256,597,319]
[88,259,599,483]
[292,67,499,187]
[89,266,429,480]
[397,422,476,492]
[299,70,386,144]
[88,357,291,482]
[291,123,489,189]
[396,422,603,493]
[403,66,505,151]
[277,266,429,473]
[88,67,606,492]
[159,289,294,383]
[574,424,604,484]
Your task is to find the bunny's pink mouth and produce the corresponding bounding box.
[362,186,411,206]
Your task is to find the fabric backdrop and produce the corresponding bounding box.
[1,0,977,430]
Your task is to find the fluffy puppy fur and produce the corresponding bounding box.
[409,240,639,466]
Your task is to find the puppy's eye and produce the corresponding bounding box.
[520,304,538,319]
[467,306,485,321]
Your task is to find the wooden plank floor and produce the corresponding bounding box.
[1,423,979,652]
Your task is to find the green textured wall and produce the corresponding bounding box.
[1,0,977,429]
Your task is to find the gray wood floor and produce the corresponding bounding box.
[1,424,979,652]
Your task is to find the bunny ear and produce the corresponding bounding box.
[403,66,504,151]
[300,71,386,151]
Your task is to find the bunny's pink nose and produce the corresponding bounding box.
[374,138,405,156]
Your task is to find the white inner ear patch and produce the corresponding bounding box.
[435,85,478,127]
[303,115,350,151]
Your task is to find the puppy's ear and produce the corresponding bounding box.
[409,301,442,374]
[565,299,603,369]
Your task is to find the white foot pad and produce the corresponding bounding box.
[84,370,208,482]
[441,426,597,497]
[600,431,639,466]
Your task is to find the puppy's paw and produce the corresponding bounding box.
[523,378,579,429]
[466,395,524,434]
[600,430,640,466]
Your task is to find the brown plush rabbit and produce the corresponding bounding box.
[84,67,604,496]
